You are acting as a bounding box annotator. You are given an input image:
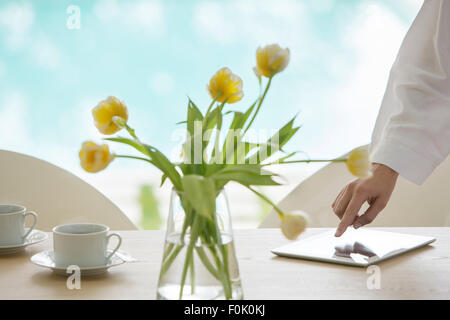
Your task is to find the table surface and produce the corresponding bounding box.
[1,228,449,300]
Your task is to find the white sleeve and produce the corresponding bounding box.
[371,0,450,185]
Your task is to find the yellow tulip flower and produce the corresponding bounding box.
[346,146,373,179]
[207,67,243,104]
[280,211,308,240]
[92,96,129,135]
[254,44,290,78]
[79,141,114,173]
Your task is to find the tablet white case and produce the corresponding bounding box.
[271,228,436,267]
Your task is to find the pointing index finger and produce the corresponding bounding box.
[335,191,366,237]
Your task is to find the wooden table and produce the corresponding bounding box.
[0,228,449,299]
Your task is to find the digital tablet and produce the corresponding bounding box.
[271,228,436,267]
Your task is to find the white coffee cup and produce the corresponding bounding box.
[0,204,38,246]
[53,223,122,268]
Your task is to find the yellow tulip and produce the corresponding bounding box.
[280,211,308,240]
[254,44,290,78]
[79,141,114,173]
[92,96,129,135]
[253,66,262,82]
[207,67,243,104]
[346,146,373,179]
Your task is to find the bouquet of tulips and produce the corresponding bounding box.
[79,44,371,299]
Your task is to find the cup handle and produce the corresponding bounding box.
[22,211,38,240]
[106,233,122,262]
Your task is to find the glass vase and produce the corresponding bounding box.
[156,188,244,300]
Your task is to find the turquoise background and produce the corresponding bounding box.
[0,0,420,172]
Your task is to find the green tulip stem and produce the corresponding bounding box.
[179,213,200,299]
[244,76,273,134]
[113,118,139,141]
[262,158,347,166]
[159,244,184,280]
[114,154,153,164]
[205,94,220,115]
[245,185,285,219]
[190,253,195,295]
[195,246,220,280]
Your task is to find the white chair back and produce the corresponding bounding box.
[260,151,450,228]
[0,150,137,231]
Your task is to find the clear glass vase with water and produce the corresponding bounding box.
[157,189,243,300]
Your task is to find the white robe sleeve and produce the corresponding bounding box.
[370,0,450,185]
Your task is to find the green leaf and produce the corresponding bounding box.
[276,117,300,151]
[183,99,204,175]
[181,175,216,219]
[264,150,303,166]
[221,116,244,164]
[105,137,148,155]
[143,144,182,190]
[231,141,260,165]
[160,174,168,187]
[105,137,182,190]
[210,107,223,159]
[177,162,191,176]
[203,105,221,132]
[202,105,222,153]
[231,98,258,131]
[246,115,300,164]
[210,165,280,189]
[187,99,203,136]
[220,101,258,165]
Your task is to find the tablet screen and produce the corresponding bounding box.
[272,228,435,266]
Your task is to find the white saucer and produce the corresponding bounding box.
[0,229,48,255]
[30,250,126,276]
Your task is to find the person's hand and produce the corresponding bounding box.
[332,163,399,237]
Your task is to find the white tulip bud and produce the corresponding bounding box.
[280,211,308,240]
